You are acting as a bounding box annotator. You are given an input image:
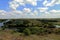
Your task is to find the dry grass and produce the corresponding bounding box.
[0,30,60,40]
[22,34,60,40]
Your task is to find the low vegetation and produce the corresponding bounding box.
[0,19,60,40]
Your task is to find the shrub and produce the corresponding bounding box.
[29,27,40,34]
[23,28,31,36]
[29,27,47,35]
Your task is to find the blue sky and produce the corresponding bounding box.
[0,0,10,11]
[0,0,60,19]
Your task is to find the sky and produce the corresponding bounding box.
[0,0,60,19]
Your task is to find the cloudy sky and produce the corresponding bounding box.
[0,0,60,19]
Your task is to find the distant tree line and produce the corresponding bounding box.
[1,19,60,35]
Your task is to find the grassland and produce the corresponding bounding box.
[0,30,60,40]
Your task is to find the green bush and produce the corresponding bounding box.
[29,27,40,34]
[23,28,31,35]
[28,27,47,35]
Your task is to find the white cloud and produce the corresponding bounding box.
[28,10,38,16]
[0,9,60,19]
[9,1,20,10]
[50,10,60,13]
[43,0,56,6]
[23,8,31,13]
[0,9,38,19]
[23,8,39,16]
[0,10,6,13]
[55,0,60,4]
[22,8,38,16]
[14,0,24,2]
[9,10,23,16]
[0,10,7,16]
[0,10,24,19]
[39,10,60,18]
[38,7,48,12]
[25,0,37,6]
[9,0,37,10]
[43,0,47,6]
[33,10,38,16]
